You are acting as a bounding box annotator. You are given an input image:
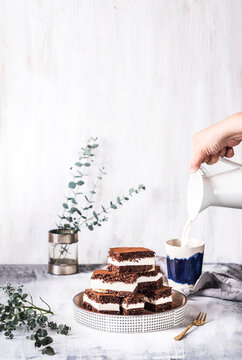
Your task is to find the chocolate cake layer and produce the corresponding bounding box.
[121,293,145,315]
[138,277,163,293]
[144,302,172,313]
[142,285,171,298]
[91,269,139,283]
[108,247,155,261]
[83,289,121,314]
[91,269,139,294]
[122,308,147,315]
[84,289,121,304]
[143,286,172,313]
[139,265,161,277]
[107,263,154,274]
[137,266,163,291]
[122,292,144,306]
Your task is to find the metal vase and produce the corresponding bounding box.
[48,229,78,275]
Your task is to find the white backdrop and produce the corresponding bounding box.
[0,0,242,264]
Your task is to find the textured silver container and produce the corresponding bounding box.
[73,290,187,333]
[48,229,78,275]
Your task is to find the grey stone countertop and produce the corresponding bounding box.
[0,264,241,360]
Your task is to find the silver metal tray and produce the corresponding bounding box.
[73,290,187,333]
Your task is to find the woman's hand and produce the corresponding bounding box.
[190,112,242,172]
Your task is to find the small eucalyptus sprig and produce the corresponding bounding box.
[57,137,99,233]
[83,184,146,231]
[0,282,70,356]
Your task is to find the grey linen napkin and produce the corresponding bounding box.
[155,256,242,302]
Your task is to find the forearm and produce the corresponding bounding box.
[219,112,242,140]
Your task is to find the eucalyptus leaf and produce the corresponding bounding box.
[117,197,122,205]
[89,143,98,148]
[36,328,47,338]
[69,207,77,214]
[110,202,117,209]
[41,336,53,346]
[35,339,42,348]
[85,195,90,203]
[101,205,107,213]
[77,180,84,186]
[93,211,98,220]
[68,198,77,204]
[42,346,55,356]
[68,182,76,189]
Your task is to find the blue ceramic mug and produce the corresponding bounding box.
[165,238,205,290]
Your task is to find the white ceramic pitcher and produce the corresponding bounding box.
[187,157,242,221]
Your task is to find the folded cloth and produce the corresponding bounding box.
[155,256,242,302]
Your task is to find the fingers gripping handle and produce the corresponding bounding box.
[218,156,242,168]
[199,156,242,176]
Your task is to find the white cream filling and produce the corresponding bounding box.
[144,295,172,305]
[83,294,120,311]
[108,256,155,267]
[122,302,144,310]
[91,279,137,292]
[138,272,162,284]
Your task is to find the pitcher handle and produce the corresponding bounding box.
[200,165,210,176]
[219,156,242,168]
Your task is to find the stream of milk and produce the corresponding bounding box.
[180,218,193,247]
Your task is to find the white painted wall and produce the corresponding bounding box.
[0,0,242,264]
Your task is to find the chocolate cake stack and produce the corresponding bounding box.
[82,247,172,315]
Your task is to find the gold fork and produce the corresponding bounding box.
[174,312,207,341]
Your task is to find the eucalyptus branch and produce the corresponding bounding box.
[23,305,53,315]
[40,297,52,313]
[80,184,146,230]
[0,283,70,356]
[53,137,146,265]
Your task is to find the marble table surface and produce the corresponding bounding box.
[0,264,241,360]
